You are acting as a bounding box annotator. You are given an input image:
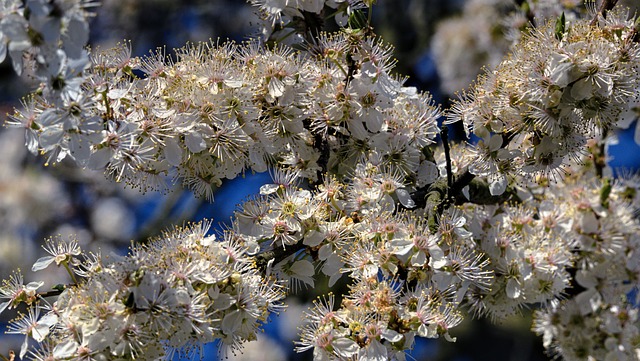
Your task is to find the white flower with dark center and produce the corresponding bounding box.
[261,212,303,246]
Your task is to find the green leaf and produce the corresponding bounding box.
[555,12,566,41]
[347,9,367,30]
[600,178,612,208]
[51,284,66,292]
[520,0,531,15]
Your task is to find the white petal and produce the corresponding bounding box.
[363,339,387,361]
[318,244,334,261]
[364,110,383,133]
[348,119,368,140]
[213,293,235,311]
[0,39,6,64]
[570,77,593,100]
[0,301,9,314]
[69,134,90,166]
[396,188,415,208]
[290,259,315,277]
[164,137,183,166]
[20,336,28,359]
[575,269,598,288]
[417,161,439,186]
[381,328,403,342]
[410,251,426,267]
[333,337,359,357]
[488,134,502,151]
[221,310,243,335]
[31,320,52,342]
[185,133,207,153]
[506,278,521,299]
[32,256,55,272]
[335,12,349,26]
[268,78,285,98]
[575,288,602,315]
[303,230,323,247]
[489,175,507,196]
[25,281,44,291]
[328,272,342,287]
[107,87,129,100]
[389,238,413,256]
[462,185,470,200]
[88,147,112,169]
[429,255,447,270]
[259,183,279,195]
[53,340,79,359]
[39,127,64,150]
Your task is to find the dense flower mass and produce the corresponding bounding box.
[447,7,640,189]
[0,0,639,360]
[3,223,286,360]
[0,0,96,75]
[7,32,440,201]
[432,0,594,96]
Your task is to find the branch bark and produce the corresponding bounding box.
[591,0,620,26]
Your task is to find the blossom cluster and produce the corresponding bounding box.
[1,222,285,360]
[2,159,640,359]
[447,138,640,359]
[0,0,95,90]
[285,148,640,360]
[249,0,371,41]
[448,7,640,193]
[0,1,639,361]
[431,0,588,95]
[529,171,640,361]
[8,30,440,200]
[534,299,640,361]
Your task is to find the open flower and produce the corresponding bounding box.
[6,306,58,358]
[0,271,43,315]
[32,237,82,272]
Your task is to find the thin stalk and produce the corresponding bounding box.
[63,262,78,284]
[441,125,453,189]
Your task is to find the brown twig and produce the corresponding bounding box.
[0,351,15,361]
[255,242,307,275]
[590,0,620,26]
[441,126,454,190]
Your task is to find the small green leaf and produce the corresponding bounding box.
[555,12,566,41]
[600,178,612,208]
[347,9,367,30]
[520,0,531,15]
[51,284,65,292]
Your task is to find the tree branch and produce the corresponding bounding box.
[255,242,307,274]
[591,0,619,26]
[441,126,453,190]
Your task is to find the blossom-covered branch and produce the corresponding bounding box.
[0,1,639,361]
